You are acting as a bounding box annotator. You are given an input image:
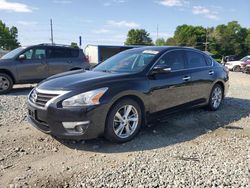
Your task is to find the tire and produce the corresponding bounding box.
[207,84,223,111]
[105,99,142,143]
[232,66,241,72]
[0,73,13,94]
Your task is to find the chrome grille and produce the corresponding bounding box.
[29,89,59,108]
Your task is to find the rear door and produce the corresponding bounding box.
[184,50,215,102]
[149,50,192,113]
[47,47,72,76]
[16,47,48,82]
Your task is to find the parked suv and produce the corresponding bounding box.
[27,47,229,143]
[0,44,90,94]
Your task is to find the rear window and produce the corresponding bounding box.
[47,47,79,59]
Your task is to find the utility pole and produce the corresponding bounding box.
[79,36,82,47]
[50,19,54,45]
[156,24,159,40]
[204,27,209,51]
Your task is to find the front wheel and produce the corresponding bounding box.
[0,73,13,94]
[207,84,223,111]
[105,99,142,143]
[233,66,241,72]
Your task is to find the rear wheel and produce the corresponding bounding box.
[0,73,13,94]
[105,99,142,143]
[233,65,241,72]
[207,84,223,111]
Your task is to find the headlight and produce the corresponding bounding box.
[62,87,108,107]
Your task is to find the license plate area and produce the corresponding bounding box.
[28,108,36,119]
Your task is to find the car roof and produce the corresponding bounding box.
[22,44,81,50]
[124,46,202,54]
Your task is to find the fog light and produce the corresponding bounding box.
[62,121,90,129]
[75,124,88,133]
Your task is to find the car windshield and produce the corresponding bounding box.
[93,49,158,73]
[1,47,26,60]
[240,57,248,62]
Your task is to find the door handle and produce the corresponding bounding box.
[209,70,214,75]
[183,76,191,81]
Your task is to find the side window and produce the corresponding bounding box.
[65,49,72,58]
[186,51,207,68]
[70,49,79,58]
[22,49,34,60]
[47,47,66,59]
[157,50,185,71]
[205,56,213,66]
[33,49,46,59]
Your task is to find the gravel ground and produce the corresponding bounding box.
[0,72,249,188]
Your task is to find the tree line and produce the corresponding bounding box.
[0,20,20,50]
[1,19,249,60]
[125,21,250,60]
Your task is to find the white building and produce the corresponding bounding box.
[84,45,139,65]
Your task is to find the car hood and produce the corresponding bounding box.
[37,70,129,91]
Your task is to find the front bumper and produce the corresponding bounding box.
[224,79,230,97]
[27,101,109,140]
[225,64,234,70]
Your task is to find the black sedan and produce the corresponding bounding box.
[27,47,229,143]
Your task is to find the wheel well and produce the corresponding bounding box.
[0,69,15,84]
[106,95,147,128]
[215,81,225,98]
[233,65,240,70]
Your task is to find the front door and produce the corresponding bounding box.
[16,47,48,82]
[149,50,192,113]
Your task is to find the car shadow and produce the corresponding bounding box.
[55,97,250,153]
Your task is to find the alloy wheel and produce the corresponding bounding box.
[113,105,139,139]
[211,87,222,109]
[0,76,10,91]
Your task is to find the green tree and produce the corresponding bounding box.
[0,20,20,50]
[125,29,153,45]
[155,38,166,46]
[165,37,176,46]
[172,24,206,50]
[246,29,250,54]
[210,21,248,58]
[70,42,79,48]
[165,21,249,59]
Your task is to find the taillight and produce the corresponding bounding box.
[84,55,89,64]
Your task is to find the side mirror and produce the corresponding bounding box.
[18,54,26,60]
[151,65,171,75]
